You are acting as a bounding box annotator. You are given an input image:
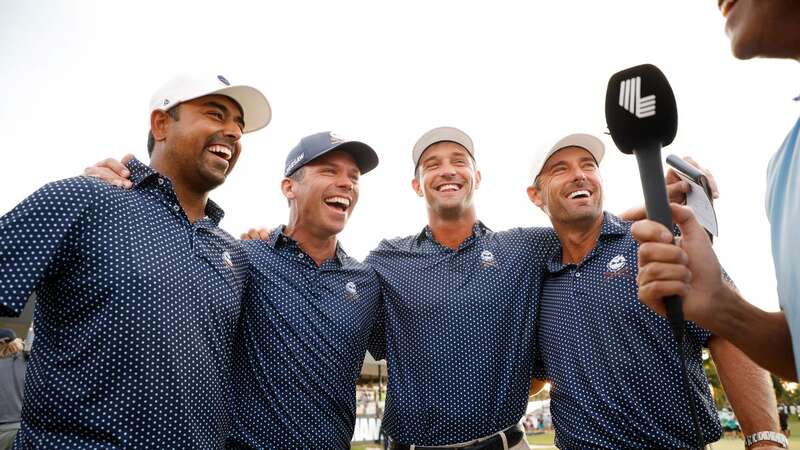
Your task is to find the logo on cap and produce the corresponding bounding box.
[480,250,497,268]
[222,251,233,269]
[344,281,358,300]
[286,153,305,174]
[217,75,230,86]
[329,132,344,145]
[163,99,170,106]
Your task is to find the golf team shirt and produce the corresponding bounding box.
[228,228,381,450]
[534,213,721,449]
[0,158,248,449]
[366,222,558,446]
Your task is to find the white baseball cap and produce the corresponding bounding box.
[412,126,474,170]
[530,133,605,184]
[149,74,271,133]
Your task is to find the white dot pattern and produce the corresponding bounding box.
[0,158,248,449]
[366,222,558,446]
[228,228,381,449]
[534,213,721,449]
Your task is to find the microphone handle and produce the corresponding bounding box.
[633,144,684,330]
[634,144,704,449]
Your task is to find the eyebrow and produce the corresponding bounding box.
[421,155,440,166]
[205,101,246,130]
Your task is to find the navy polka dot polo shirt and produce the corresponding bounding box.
[534,213,721,449]
[0,158,248,449]
[228,227,381,449]
[366,222,558,446]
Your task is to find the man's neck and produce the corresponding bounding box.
[552,215,604,265]
[283,222,338,266]
[427,207,478,250]
[150,160,209,223]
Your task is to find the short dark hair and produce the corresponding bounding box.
[147,106,181,156]
[286,167,306,206]
[289,166,306,182]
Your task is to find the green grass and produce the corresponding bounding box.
[351,416,800,449]
[522,415,800,449]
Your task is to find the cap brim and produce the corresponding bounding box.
[211,85,272,134]
[329,141,380,175]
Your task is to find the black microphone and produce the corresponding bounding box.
[605,63,681,328]
[605,63,703,447]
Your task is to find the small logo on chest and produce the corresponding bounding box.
[222,251,233,269]
[344,281,359,300]
[604,254,631,279]
[480,250,498,269]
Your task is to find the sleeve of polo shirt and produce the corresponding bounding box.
[0,177,99,316]
[366,283,387,361]
[685,266,738,348]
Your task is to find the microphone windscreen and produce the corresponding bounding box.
[605,64,678,154]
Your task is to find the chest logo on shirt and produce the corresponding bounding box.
[607,255,626,272]
[604,254,632,279]
[222,251,233,269]
[480,249,497,268]
[344,281,359,300]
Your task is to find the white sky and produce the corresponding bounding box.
[1,1,798,312]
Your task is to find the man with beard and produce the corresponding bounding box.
[528,133,782,449]
[0,74,270,448]
[226,132,382,449]
[633,0,800,394]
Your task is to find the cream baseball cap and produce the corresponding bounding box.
[149,74,271,133]
[412,126,474,171]
[530,133,605,184]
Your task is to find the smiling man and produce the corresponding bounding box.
[0,74,270,448]
[529,134,782,449]
[366,127,559,450]
[226,132,383,449]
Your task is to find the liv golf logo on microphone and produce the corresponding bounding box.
[619,76,656,118]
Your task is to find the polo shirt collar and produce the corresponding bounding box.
[124,157,226,225]
[268,225,348,266]
[415,221,491,247]
[545,211,626,273]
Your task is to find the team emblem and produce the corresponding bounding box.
[344,281,358,300]
[480,250,497,268]
[222,251,233,269]
[607,255,626,272]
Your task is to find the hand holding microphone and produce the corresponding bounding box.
[632,203,726,329]
[605,64,685,331]
[605,63,705,447]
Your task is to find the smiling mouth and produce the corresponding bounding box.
[436,183,463,192]
[718,0,737,17]
[207,145,232,161]
[324,196,351,213]
[567,190,592,200]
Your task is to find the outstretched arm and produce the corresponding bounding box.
[710,336,783,448]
